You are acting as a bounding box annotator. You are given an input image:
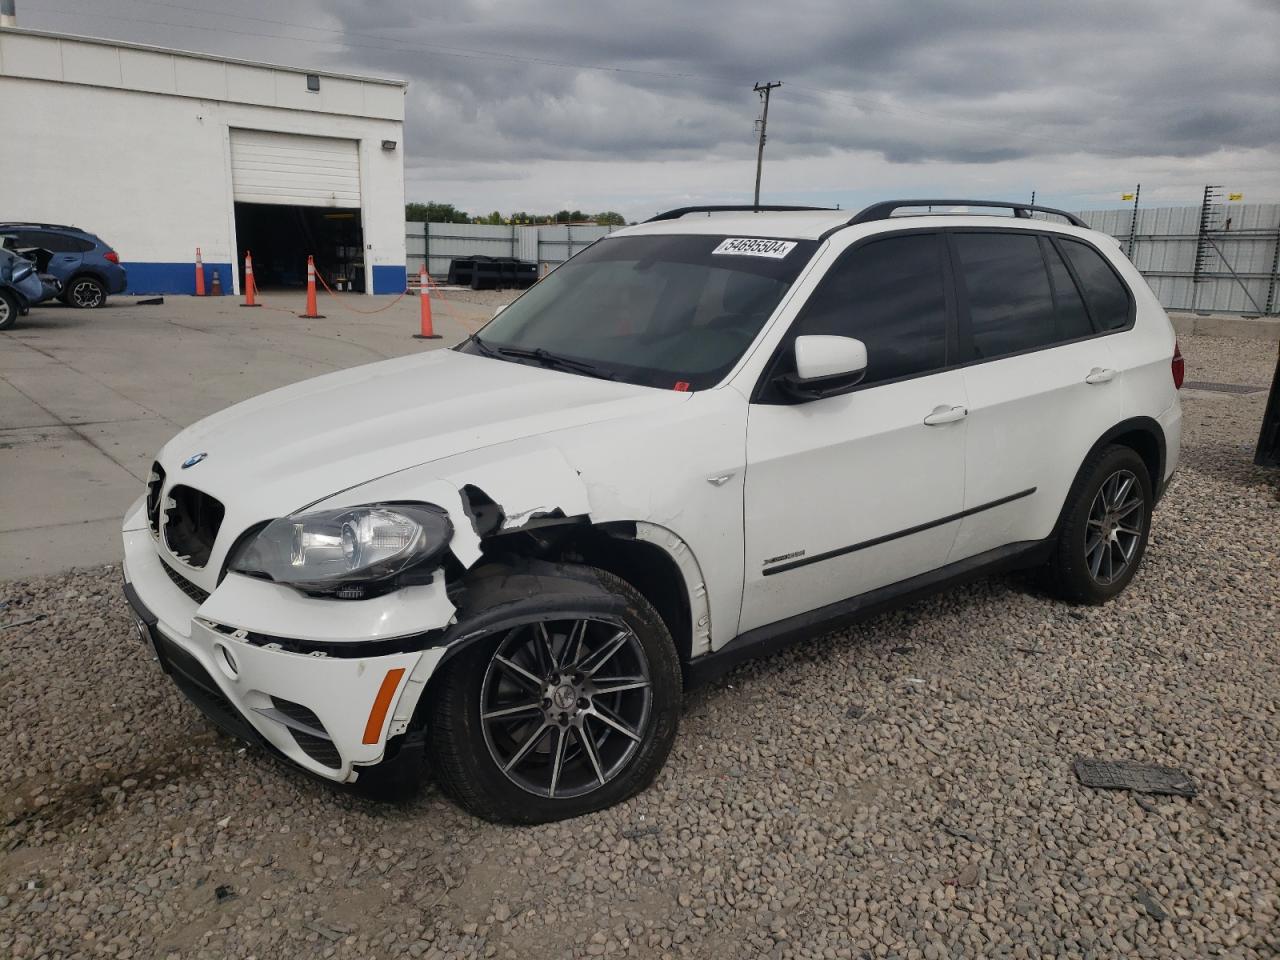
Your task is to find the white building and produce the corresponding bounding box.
[0,27,407,295]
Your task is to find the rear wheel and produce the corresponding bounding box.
[1047,444,1153,604]
[427,562,680,823]
[64,276,107,308]
[0,289,18,331]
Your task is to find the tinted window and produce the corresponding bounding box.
[1060,239,1131,331]
[1042,238,1095,340]
[470,234,818,390]
[25,231,73,253]
[954,233,1057,358]
[790,233,947,385]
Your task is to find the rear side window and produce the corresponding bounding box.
[26,231,92,253]
[788,233,948,385]
[1059,239,1132,331]
[1041,239,1094,340]
[953,233,1057,358]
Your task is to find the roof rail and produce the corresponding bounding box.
[846,200,1088,229]
[646,204,839,223]
[0,222,82,232]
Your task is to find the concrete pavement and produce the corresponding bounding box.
[0,289,498,579]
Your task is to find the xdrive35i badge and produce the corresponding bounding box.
[181,452,208,469]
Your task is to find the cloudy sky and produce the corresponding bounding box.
[21,0,1280,220]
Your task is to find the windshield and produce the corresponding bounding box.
[460,233,818,390]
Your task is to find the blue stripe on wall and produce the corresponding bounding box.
[372,265,407,294]
[123,263,408,296]
[123,262,234,296]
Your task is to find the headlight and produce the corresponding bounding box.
[228,503,453,597]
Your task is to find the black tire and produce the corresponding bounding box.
[426,561,681,823]
[1046,444,1153,604]
[0,289,17,331]
[63,275,107,308]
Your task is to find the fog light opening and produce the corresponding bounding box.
[215,643,239,679]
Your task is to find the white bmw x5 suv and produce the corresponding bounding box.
[123,200,1183,823]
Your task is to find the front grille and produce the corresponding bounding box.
[146,462,165,536]
[270,698,341,768]
[152,631,259,744]
[163,485,224,568]
[161,560,211,604]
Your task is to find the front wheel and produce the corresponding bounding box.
[426,562,681,823]
[1047,444,1153,604]
[64,276,107,308]
[0,289,18,331]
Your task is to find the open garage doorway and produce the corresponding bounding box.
[229,128,365,293]
[234,203,366,292]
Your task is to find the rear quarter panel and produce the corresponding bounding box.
[1099,243,1180,479]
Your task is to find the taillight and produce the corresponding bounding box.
[1171,339,1185,389]
[103,250,120,264]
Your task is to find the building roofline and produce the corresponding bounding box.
[0,25,408,87]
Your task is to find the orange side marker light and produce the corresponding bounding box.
[362,667,406,744]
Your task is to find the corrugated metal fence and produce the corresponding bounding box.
[1073,204,1280,315]
[406,222,617,280]
[406,207,1280,314]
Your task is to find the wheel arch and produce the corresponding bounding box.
[66,268,109,286]
[1053,416,1166,537]
[1093,416,1166,499]
[412,521,705,733]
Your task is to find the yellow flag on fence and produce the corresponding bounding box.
[1228,192,1243,201]
[1121,193,1134,201]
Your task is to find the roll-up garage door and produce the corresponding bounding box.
[229,129,360,207]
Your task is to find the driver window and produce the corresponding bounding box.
[790,233,949,386]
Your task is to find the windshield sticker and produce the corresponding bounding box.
[711,238,798,259]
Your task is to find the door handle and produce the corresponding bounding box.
[923,404,968,426]
[1085,367,1116,384]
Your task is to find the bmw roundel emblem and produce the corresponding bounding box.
[182,452,208,469]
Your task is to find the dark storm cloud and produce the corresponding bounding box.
[302,0,1279,171]
[24,0,1280,173]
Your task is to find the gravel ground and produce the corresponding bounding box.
[1,335,1277,960]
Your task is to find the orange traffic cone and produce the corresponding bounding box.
[413,264,440,339]
[210,270,222,297]
[240,251,260,308]
[194,247,206,297]
[301,255,325,319]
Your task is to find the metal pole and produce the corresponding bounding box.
[752,81,781,208]
[1265,218,1280,316]
[1127,184,1141,259]
[1192,185,1221,312]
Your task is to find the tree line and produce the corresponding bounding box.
[406,202,628,226]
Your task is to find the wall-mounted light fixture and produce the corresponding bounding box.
[381,140,397,151]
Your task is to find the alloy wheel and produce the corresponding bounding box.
[70,279,104,308]
[479,619,653,799]
[0,298,11,326]
[1084,468,1144,585]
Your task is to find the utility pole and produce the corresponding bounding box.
[753,81,781,208]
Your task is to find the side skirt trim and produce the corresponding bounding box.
[686,538,1052,688]
[762,487,1037,576]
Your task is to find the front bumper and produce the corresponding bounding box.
[122,521,449,783]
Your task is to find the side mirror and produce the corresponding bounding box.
[777,335,868,401]
[492,304,508,320]
[11,262,34,283]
